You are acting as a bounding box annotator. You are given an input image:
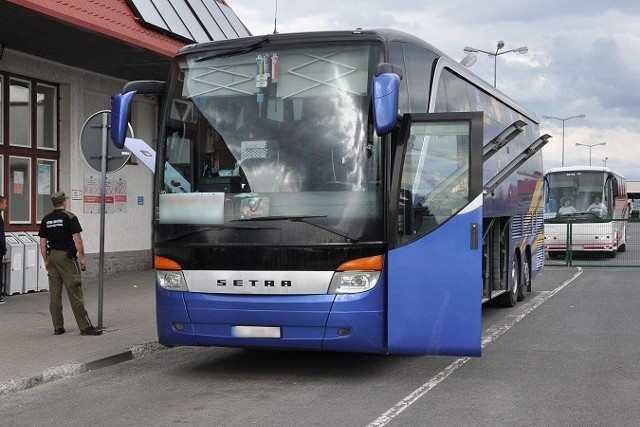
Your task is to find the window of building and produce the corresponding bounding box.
[1,72,59,228]
[9,156,31,224]
[37,159,57,220]
[0,156,3,194]
[37,83,57,150]
[0,75,3,144]
[9,78,31,147]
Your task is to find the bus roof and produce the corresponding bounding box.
[545,165,625,179]
[177,28,444,56]
[176,28,538,124]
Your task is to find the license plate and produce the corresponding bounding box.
[231,326,281,338]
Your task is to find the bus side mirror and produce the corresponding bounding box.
[373,66,401,135]
[111,80,166,149]
[111,91,136,149]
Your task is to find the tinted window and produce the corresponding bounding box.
[402,44,437,113]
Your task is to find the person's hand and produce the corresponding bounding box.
[79,256,86,271]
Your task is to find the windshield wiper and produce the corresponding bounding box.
[577,211,607,219]
[160,224,277,243]
[231,215,326,222]
[231,215,358,242]
[195,35,271,62]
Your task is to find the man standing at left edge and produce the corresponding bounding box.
[38,191,101,335]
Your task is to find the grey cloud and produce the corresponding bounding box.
[542,36,640,120]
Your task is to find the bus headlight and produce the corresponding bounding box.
[328,271,380,294]
[157,271,188,291]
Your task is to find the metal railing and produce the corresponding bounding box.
[544,217,640,267]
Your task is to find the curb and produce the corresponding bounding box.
[0,342,167,395]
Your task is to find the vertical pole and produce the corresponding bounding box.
[561,121,566,167]
[566,220,572,266]
[98,112,107,329]
[493,56,497,87]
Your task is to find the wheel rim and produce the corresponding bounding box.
[518,257,530,301]
[511,260,519,297]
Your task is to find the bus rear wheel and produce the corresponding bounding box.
[518,256,530,301]
[497,259,518,307]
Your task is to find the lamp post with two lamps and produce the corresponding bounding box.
[542,114,586,167]
[575,142,606,166]
[462,41,528,87]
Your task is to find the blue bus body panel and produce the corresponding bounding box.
[387,205,483,356]
[322,291,386,352]
[156,278,386,353]
[156,285,198,345]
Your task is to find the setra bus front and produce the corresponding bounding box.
[112,30,484,356]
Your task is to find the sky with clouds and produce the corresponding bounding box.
[229,0,640,180]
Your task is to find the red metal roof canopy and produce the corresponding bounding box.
[7,0,186,57]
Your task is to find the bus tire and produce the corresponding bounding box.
[547,251,561,259]
[518,256,530,301]
[497,258,518,307]
[618,227,626,252]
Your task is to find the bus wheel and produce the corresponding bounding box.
[497,259,518,307]
[547,251,561,259]
[518,256,530,301]
[618,230,626,252]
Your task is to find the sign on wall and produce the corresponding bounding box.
[83,173,129,213]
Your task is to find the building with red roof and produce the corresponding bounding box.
[0,0,249,80]
[0,0,252,279]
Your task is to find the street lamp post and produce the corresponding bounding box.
[575,142,606,166]
[463,41,528,87]
[542,114,586,167]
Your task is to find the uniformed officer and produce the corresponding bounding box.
[38,191,101,336]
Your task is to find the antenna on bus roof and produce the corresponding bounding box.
[273,0,279,34]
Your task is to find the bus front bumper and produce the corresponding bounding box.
[156,285,386,354]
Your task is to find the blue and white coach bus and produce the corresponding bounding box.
[111,29,549,356]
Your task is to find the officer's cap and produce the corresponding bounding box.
[51,191,68,205]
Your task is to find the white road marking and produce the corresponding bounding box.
[367,268,584,427]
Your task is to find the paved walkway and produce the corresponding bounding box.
[0,269,163,394]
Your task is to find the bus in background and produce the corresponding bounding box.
[631,200,640,218]
[111,29,548,356]
[544,166,628,258]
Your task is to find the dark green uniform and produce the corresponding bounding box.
[38,209,93,331]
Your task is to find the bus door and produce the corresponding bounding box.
[386,113,484,356]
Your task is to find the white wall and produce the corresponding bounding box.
[1,48,156,257]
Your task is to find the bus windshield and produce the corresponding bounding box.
[156,42,384,245]
[545,170,611,219]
